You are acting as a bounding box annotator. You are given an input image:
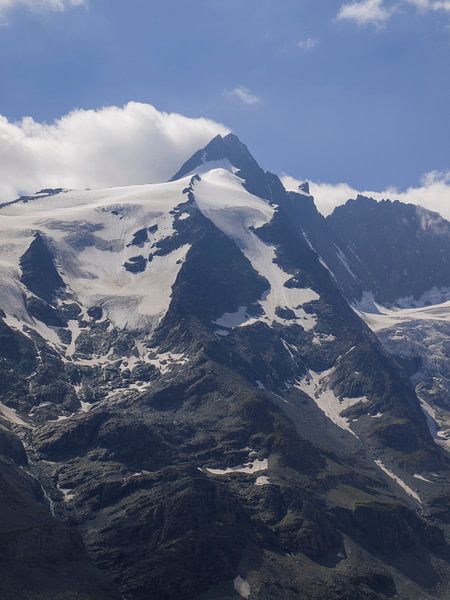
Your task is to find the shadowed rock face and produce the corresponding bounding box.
[20,232,66,303]
[1,137,450,600]
[327,196,450,305]
[0,431,120,600]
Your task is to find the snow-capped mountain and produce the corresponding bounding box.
[1,134,450,600]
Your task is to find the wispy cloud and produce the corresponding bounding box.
[296,37,319,50]
[406,0,450,11]
[337,0,394,26]
[227,86,261,105]
[0,0,86,17]
[282,171,450,221]
[337,0,450,27]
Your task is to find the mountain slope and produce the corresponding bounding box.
[327,195,450,306]
[0,136,449,599]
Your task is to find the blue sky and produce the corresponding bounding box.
[0,0,448,197]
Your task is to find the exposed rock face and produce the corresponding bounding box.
[327,195,450,305]
[0,135,450,599]
[0,434,119,600]
[20,232,66,303]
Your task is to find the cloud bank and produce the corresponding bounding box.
[282,171,450,221]
[0,102,228,202]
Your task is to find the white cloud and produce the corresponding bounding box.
[282,171,450,221]
[297,37,319,50]
[0,102,229,202]
[337,0,450,26]
[227,86,261,105]
[406,0,450,11]
[337,0,394,25]
[0,0,85,15]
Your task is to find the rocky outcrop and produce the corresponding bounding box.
[20,232,66,303]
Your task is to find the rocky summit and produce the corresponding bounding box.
[1,133,450,600]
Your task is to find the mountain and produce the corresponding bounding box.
[281,188,367,303]
[327,195,450,306]
[0,135,450,600]
[322,194,450,518]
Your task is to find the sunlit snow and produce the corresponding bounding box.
[375,459,421,504]
[233,576,251,599]
[206,458,268,476]
[295,370,368,436]
[194,169,319,330]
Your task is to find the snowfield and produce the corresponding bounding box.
[0,180,192,332]
[0,167,321,344]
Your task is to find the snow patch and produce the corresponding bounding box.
[215,329,230,337]
[0,402,31,428]
[295,370,368,436]
[418,394,450,451]
[375,460,421,503]
[206,458,268,476]
[144,351,189,375]
[312,333,337,346]
[66,319,81,357]
[58,486,76,503]
[131,470,151,477]
[214,306,251,329]
[233,576,251,599]
[414,474,433,484]
[4,312,62,350]
[335,244,357,280]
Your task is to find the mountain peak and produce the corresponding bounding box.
[171,133,260,180]
[170,133,283,202]
[298,181,310,195]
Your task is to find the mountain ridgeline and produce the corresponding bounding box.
[1,133,450,600]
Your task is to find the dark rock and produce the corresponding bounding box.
[20,232,66,303]
[124,255,147,273]
[0,429,27,465]
[332,501,445,555]
[88,306,103,320]
[328,196,450,304]
[26,296,67,327]
[127,227,149,247]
